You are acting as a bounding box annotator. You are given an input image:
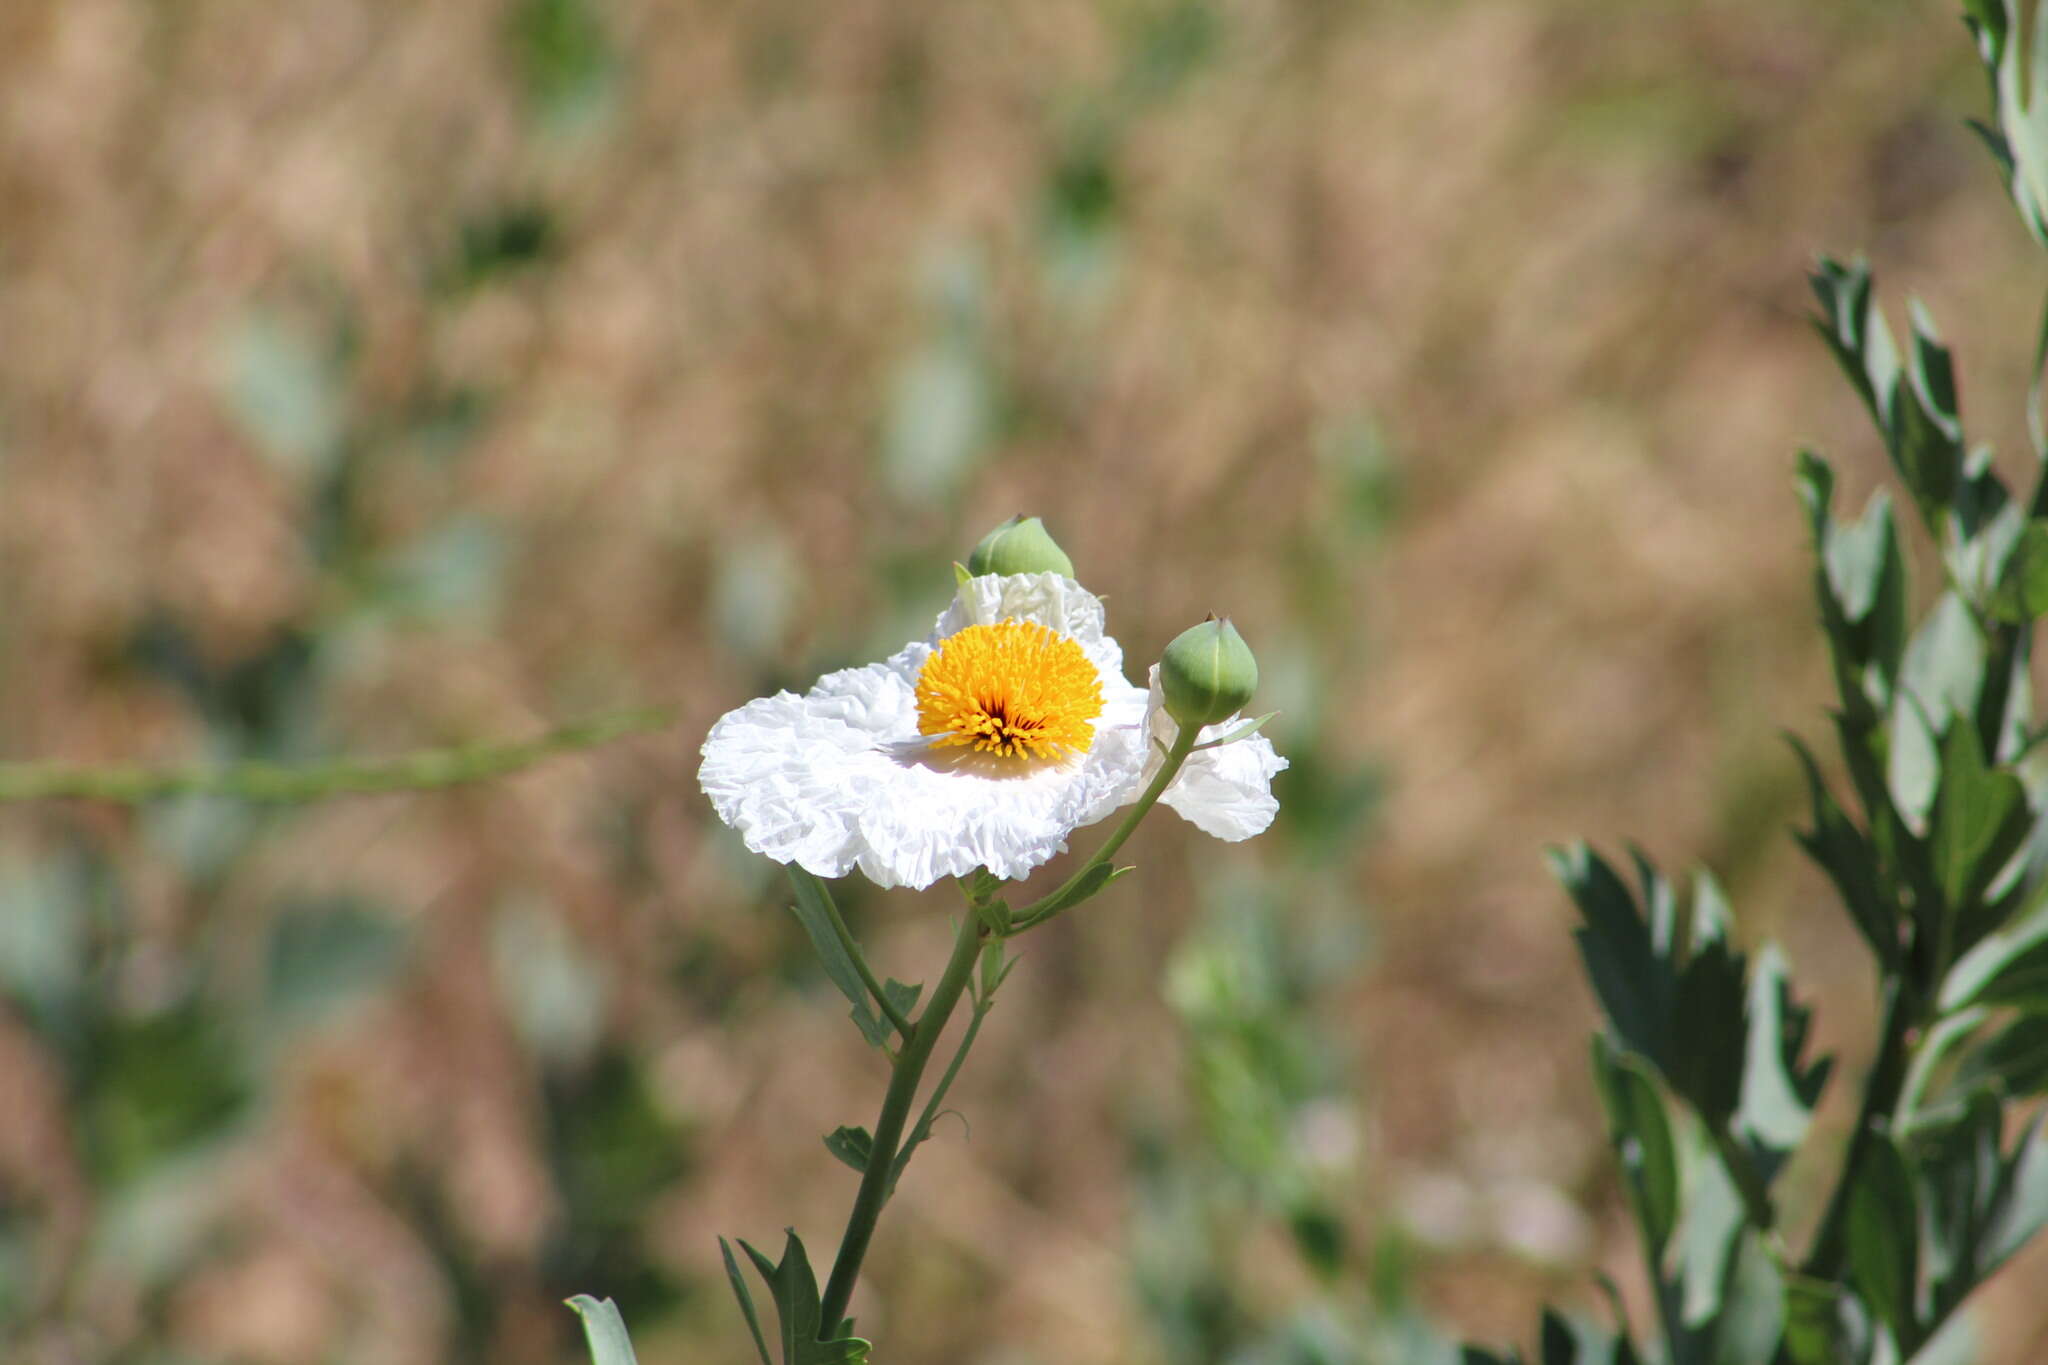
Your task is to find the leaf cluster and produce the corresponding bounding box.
[1471,18,2048,1356]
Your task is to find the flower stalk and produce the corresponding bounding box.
[818,907,987,1332]
[1009,720,1201,934]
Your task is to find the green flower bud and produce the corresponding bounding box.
[1159,617,1258,729]
[966,515,1075,578]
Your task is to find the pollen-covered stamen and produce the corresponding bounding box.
[915,621,1104,760]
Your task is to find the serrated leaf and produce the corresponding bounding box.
[721,1239,774,1365]
[1557,844,1673,1075]
[823,1125,874,1174]
[1735,945,1830,1178]
[565,1295,641,1365]
[1790,737,1899,968]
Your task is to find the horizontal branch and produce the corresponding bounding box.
[0,707,672,804]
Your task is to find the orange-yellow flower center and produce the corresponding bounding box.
[914,621,1104,760]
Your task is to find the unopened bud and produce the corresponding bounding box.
[966,515,1075,578]
[1159,617,1258,729]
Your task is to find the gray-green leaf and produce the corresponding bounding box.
[565,1295,640,1365]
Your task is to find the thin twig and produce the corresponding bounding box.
[0,707,672,803]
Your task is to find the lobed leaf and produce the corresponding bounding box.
[1557,844,1674,1075]
[1790,737,1900,970]
[739,1229,873,1365]
[1735,944,1831,1184]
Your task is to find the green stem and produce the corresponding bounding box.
[1009,722,1199,934]
[819,909,985,1332]
[1802,977,1917,1279]
[0,708,671,803]
[900,1003,990,1165]
[818,878,915,1041]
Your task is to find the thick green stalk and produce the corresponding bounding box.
[818,909,985,1332]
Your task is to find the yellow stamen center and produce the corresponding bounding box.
[915,621,1103,760]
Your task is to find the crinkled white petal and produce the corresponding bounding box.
[1143,665,1288,841]
[699,574,1152,890]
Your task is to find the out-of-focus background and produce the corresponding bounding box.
[2,1,2043,1361]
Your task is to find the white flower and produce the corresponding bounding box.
[699,571,1285,891]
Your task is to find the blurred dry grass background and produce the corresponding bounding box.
[3,0,2046,1361]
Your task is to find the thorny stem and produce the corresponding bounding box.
[819,908,985,1334]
